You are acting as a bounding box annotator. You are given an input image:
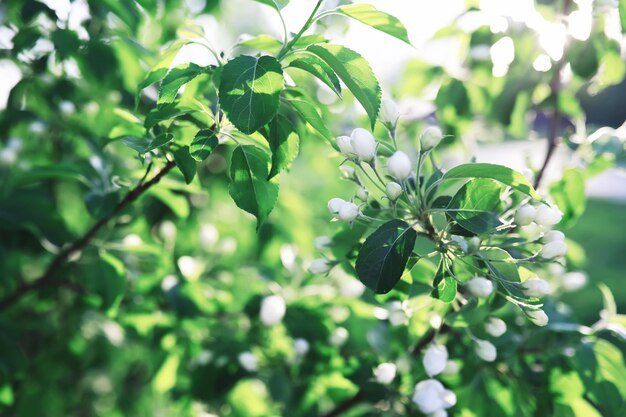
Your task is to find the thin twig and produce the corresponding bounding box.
[0,159,177,310]
[320,390,367,417]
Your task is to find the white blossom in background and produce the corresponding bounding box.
[259,295,286,326]
[412,379,457,415]
[178,256,202,281]
[308,258,333,274]
[520,222,542,241]
[466,277,494,298]
[522,278,552,298]
[515,204,536,226]
[374,362,397,385]
[474,339,497,362]
[442,360,460,375]
[340,164,356,179]
[543,230,565,243]
[314,236,332,250]
[238,351,258,372]
[541,241,568,259]
[328,198,346,218]
[355,187,369,201]
[450,235,469,253]
[199,224,219,249]
[293,338,310,356]
[559,271,587,292]
[387,301,411,326]
[387,151,412,180]
[329,327,349,346]
[350,128,377,162]
[485,317,507,337]
[161,275,179,292]
[423,343,449,376]
[159,220,176,241]
[534,204,563,226]
[420,126,444,151]
[527,309,549,326]
[123,234,143,247]
[59,100,76,116]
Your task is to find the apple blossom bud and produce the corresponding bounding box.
[423,343,448,376]
[466,277,494,298]
[159,220,176,241]
[526,309,549,326]
[534,205,563,226]
[314,236,332,250]
[430,409,448,417]
[386,182,403,201]
[328,198,346,217]
[520,222,542,241]
[515,204,536,226]
[467,236,481,254]
[356,187,369,201]
[387,151,412,180]
[450,235,469,253]
[374,362,397,385]
[521,278,551,298]
[442,360,459,375]
[336,135,354,156]
[543,230,565,243]
[474,339,497,362]
[308,258,333,274]
[388,301,410,326]
[420,127,444,151]
[329,327,349,346]
[338,202,359,222]
[199,224,219,249]
[238,351,258,371]
[259,295,286,326]
[350,128,377,162]
[340,165,356,178]
[560,271,587,292]
[541,241,568,259]
[412,379,457,414]
[380,99,400,127]
[294,338,310,355]
[485,317,507,337]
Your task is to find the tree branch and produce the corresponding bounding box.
[320,390,366,417]
[0,159,177,310]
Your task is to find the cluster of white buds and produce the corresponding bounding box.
[308,258,334,274]
[328,198,360,222]
[466,276,494,298]
[423,343,449,376]
[387,300,412,326]
[259,295,286,326]
[515,203,568,259]
[336,128,377,162]
[373,362,397,385]
[412,378,457,416]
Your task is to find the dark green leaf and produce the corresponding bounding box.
[173,146,197,184]
[335,4,411,44]
[218,55,284,134]
[51,29,80,60]
[432,258,457,302]
[550,168,586,229]
[306,44,381,129]
[443,163,542,200]
[263,115,299,179]
[229,145,279,228]
[190,129,219,161]
[570,40,599,79]
[158,63,207,104]
[287,55,341,97]
[83,253,126,313]
[448,178,504,234]
[355,219,417,294]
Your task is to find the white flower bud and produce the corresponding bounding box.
[450,235,469,253]
[442,360,459,375]
[259,295,286,326]
[466,277,494,298]
[340,165,356,178]
[294,338,310,355]
[161,275,179,292]
[515,204,536,226]
[0,148,17,166]
[485,317,507,337]
[308,258,333,274]
[199,224,219,249]
[388,301,410,326]
[474,339,497,362]
[328,198,346,217]
[520,222,542,241]
[522,278,552,298]
[159,220,176,241]
[178,256,202,280]
[356,187,369,201]
[238,351,258,371]
[59,100,76,115]
[329,327,349,346]
[350,128,377,162]
[314,236,332,250]
[386,182,403,201]
[560,271,587,292]
[467,236,481,254]
[543,230,565,243]
[420,127,444,151]
[526,309,549,326]
[412,379,457,414]
[534,205,563,226]
[338,202,359,222]
[336,135,354,156]
[387,151,412,180]
[429,410,448,417]
[423,343,448,376]
[374,362,397,385]
[541,241,568,259]
[380,99,400,127]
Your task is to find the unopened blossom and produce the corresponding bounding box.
[412,379,457,414]
[388,151,412,180]
[423,343,449,376]
[467,236,481,254]
[534,204,563,226]
[420,126,444,151]
[350,128,377,162]
[314,235,332,250]
[485,317,507,337]
[388,301,410,326]
[541,241,568,259]
[467,277,494,298]
[337,202,359,222]
[374,362,397,385]
[293,338,310,356]
[336,135,354,156]
[522,278,552,298]
[329,327,349,346]
[328,198,346,217]
[520,222,542,241]
[259,295,286,326]
[515,204,536,226]
[560,271,587,292]
[543,230,565,243]
[340,164,356,179]
[308,258,333,274]
[474,339,497,362]
[356,187,369,201]
[380,99,400,127]
[527,309,549,326]
[442,360,460,375]
[386,182,403,201]
[238,351,258,371]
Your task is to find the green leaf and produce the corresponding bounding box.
[229,145,279,228]
[448,178,504,234]
[479,248,523,299]
[218,55,284,134]
[620,0,626,33]
[121,133,173,154]
[570,40,599,79]
[190,129,219,161]
[83,252,126,313]
[355,219,417,294]
[173,146,197,184]
[263,115,299,179]
[284,89,334,143]
[253,0,289,10]
[432,258,457,302]
[306,44,381,129]
[442,163,542,200]
[158,63,207,104]
[144,103,196,129]
[550,168,586,229]
[236,34,283,54]
[139,39,188,90]
[335,4,411,44]
[287,55,341,97]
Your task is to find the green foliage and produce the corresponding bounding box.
[335,4,411,45]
